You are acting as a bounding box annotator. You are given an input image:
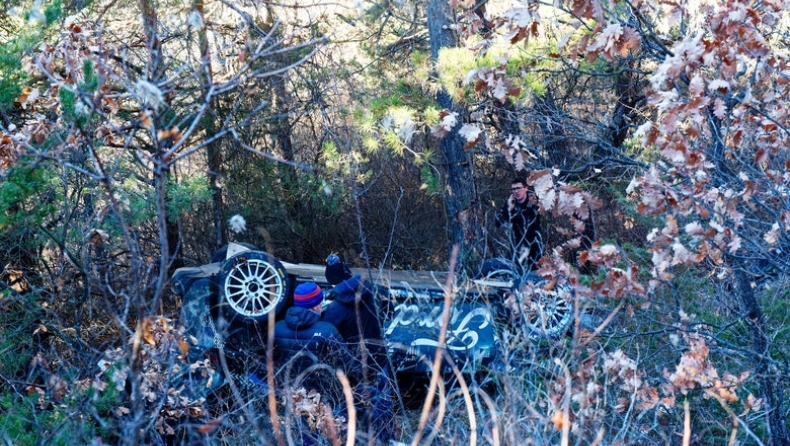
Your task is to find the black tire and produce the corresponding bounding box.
[211,242,259,264]
[218,250,289,321]
[478,258,520,282]
[515,274,574,341]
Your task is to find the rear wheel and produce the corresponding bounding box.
[219,251,288,321]
[478,258,519,283]
[516,276,574,341]
[211,242,258,264]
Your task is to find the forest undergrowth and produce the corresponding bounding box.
[2,251,782,445]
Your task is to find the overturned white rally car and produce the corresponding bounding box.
[171,243,575,377]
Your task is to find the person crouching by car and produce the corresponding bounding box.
[323,254,394,442]
[274,282,351,445]
[273,282,347,365]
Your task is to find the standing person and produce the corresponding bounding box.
[495,177,543,271]
[322,254,394,442]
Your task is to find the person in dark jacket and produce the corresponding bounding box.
[322,256,383,348]
[273,282,352,445]
[322,254,394,442]
[273,282,348,369]
[495,177,543,271]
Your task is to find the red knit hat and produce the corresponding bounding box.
[293,282,323,308]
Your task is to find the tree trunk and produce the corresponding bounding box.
[606,68,643,150]
[207,149,225,249]
[534,91,570,171]
[195,0,227,250]
[247,4,305,260]
[426,0,457,57]
[272,76,304,258]
[134,2,169,442]
[733,261,790,445]
[425,0,485,262]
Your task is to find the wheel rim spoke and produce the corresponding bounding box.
[223,259,284,317]
[523,283,573,338]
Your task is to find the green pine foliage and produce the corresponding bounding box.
[0,0,64,111]
[0,294,39,379]
[436,45,547,104]
[166,176,212,223]
[420,164,441,195]
[0,164,60,232]
[0,49,26,111]
[0,392,96,445]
